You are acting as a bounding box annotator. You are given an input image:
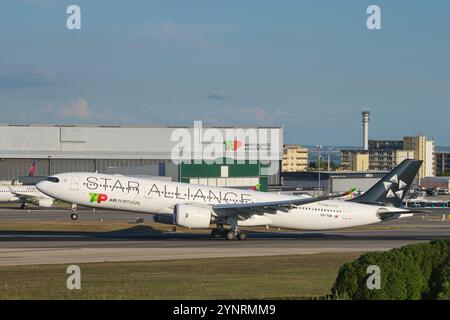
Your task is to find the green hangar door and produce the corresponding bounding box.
[179,159,269,192]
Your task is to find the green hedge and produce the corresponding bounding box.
[331,238,450,300]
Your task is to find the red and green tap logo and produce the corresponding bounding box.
[224,140,242,151]
[89,193,108,203]
[250,183,262,191]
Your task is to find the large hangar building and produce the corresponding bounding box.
[0,124,283,191]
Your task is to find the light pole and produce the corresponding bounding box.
[327,153,331,172]
[316,145,323,195]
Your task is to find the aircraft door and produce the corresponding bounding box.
[342,204,352,220]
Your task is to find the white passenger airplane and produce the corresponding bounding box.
[36,159,422,240]
[0,161,54,209]
[0,185,54,209]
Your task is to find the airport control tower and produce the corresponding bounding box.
[362,110,370,150]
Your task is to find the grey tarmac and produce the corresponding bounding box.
[0,207,450,266]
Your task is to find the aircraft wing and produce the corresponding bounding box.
[8,188,49,204]
[213,196,329,214]
[10,192,42,204]
[212,189,353,213]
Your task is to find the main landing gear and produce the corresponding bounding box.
[211,225,247,240]
[20,203,29,210]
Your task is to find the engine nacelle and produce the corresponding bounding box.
[38,198,54,208]
[153,213,174,225]
[173,204,212,229]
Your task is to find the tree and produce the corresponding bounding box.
[331,239,450,300]
[308,161,337,171]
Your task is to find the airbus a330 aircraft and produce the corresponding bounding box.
[0,161,54,209]
[0,185,54,209]
[36,159,422,240]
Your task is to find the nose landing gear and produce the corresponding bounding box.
[70,203,78,220]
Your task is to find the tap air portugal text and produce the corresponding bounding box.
[36,160,422,240]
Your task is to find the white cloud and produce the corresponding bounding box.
[56,98,91,119]
[136,21,232,50]
[145,21,224,40]
[275,109,291,118]
[14,98,136,125]
[197,106,276,126]
[40,105,54,114]
[240,107,273,123]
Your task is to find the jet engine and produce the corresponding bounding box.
[173,204,212,228]
[153,213,174,225]
[38,198,54,208]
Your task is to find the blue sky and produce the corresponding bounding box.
[1,0,449,146]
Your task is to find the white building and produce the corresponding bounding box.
[0,124,283,188]
[425,140,435,177]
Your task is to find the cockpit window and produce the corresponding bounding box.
[47,177,59,183]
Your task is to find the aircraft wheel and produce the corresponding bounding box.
[237,232,247,241]
[211,229,220,238]
[70,213,79,221]
[225,230,235,240]
[21,203,29,210]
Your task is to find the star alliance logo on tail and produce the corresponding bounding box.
[383,174,407,199]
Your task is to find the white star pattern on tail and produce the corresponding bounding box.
[385,175,407,199]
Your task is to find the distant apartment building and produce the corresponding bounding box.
[370,149,416,171]
[341,148,412,171]
[369,139,404,152]
[435,152,450,176]
[366,140,414,171]
[341,150,369,171]
[352,152,369,171]
[403,136,435,179]
[282,145,308,172]
[426,140,436,177]
[340,136,435,179]
[340,149,355,170]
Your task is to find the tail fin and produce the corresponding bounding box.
[350,159,422,207]
[28,161,36,177]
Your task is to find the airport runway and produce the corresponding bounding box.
[1,207,450,266]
